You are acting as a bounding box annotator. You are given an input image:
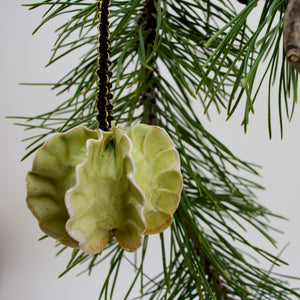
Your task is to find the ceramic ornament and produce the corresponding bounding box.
[25,0,183,255]
[26,124,183,254]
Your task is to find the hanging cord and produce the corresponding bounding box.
[96,0,113,131]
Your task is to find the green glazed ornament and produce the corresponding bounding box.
[25,0,182,255]
[26,124,183,254]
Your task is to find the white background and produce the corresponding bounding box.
[1,1,299,299]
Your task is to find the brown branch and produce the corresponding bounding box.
[137,0,158,125]
[137,1,238,297]
[182,210,235,299]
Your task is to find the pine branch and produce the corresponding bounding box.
[14,0,300,299]
[137,0,158,125]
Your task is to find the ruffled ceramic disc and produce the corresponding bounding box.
[124,124,183,235]
[26,126,98,247]
[65,129,146,254]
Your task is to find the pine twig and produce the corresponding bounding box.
[137,0,158,125]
